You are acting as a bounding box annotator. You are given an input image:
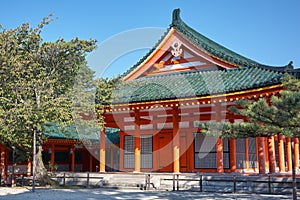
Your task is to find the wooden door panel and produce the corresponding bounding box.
[158,133,173,172]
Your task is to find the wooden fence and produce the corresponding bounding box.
[162,174,300,194]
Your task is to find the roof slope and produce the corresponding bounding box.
[114,9,299,104]
[45,124,120,144]
[114,67,283,104]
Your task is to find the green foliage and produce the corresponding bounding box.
[95,76,122,129]
[0,15,97,151]
[197,74,300,138]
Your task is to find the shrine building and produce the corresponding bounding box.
[1,9,300,177]
[101,9,300,174]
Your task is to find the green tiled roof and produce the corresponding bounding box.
[44,123,120,145]
[114,67,284,104]
[123,9,295,77]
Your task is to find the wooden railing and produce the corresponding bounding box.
[51,172,104,188]
[162,174,300,194]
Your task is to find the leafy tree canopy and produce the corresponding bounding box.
[95,76,122,129]
[0,15,97,151]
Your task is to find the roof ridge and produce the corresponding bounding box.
[170,9,263,68]
[122,9,296,80]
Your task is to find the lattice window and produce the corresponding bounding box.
[141,135,153,168]
[236,138,246,169]
[124,135,134,168]
[248,137,257,168]
[194,133,216,168]
[223,138,229,169]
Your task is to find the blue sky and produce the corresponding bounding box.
[1,1,299,78]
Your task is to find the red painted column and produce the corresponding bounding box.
[100,128,106,172]
[134,110,141,173]
[229,139,236,172]
[278,135,285,172]
[1,146,5,176]
[257,137,266,174]
[268,136,276,173]
[245,139,249,169]
[286,137,292,172]
[216,138,224,173]
[173,106,180,173]
[264,138,269,172]
[215,103,223,173]
[294,138,299,169]
[27,159,32,176]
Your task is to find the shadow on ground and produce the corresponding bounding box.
[0,188,296,200]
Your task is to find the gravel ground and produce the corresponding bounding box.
[0,187,297,200]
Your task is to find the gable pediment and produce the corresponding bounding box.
[124,29,237,81]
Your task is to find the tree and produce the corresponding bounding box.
[95,76,122,128]
[0,15,97,185]
[197,74,300,199]
[197,74,300,137]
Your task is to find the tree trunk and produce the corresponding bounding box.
[35,145,51,186]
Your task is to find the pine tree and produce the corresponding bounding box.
[196,74,300,199]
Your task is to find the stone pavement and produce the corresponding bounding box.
[0,187,296,200]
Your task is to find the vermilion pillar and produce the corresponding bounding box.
[100,128,106,172]
[278,135,285,172]
[216,138,224,173]
[1,146,5,176]
[286,137,292,172]
[229,139,236,172]
[264,139,269,172]
[134,111,141,173]
[257,137,266,174]
[215,103,223,173]
[27,159,32,176]
[172,107,180,173]
[294,138,299,169]
[268,136,276,173]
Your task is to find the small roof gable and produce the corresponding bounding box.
[123,9,295,81]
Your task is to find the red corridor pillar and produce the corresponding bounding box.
[257,137,266,174]
[268,136,276,173]
[100,128,106,172]
[172,107,180,173]
[134,111,141,173]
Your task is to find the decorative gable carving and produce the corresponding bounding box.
[124,28,238,81]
